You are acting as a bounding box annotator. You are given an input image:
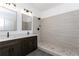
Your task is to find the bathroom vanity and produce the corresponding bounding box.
[0,35,37,56]
[0,6,38,56]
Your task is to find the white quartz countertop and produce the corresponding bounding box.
[0,34,37,42]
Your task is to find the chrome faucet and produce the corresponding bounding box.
[27,32,30,35]
[7,32,9,38]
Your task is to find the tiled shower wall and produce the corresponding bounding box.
[40,10,79,55]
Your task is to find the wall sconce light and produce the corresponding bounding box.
[6,3,10,5]
[24,9,29,12]
[5,3,16,7]
[12,3,16,7]
[24,8,32,13]
[5,3,17,11]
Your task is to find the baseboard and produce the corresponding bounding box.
[38,44,61,56]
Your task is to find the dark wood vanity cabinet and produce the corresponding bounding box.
[0,39,22,56]
[0,46,10,56]
[21,36,37,55]
[0,36,37,56]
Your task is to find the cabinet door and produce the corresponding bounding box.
[14,43,22,56]
[13,40,22,56]
[23,36,37,54]
[28,36,37,52]
[0,46,9,56]
[21,36,37,55]
[8,40,22,56]
[9,44,21,56]
[31,36,37,49]
[21,38,29,55]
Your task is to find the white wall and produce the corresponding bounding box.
[16,3,41,17]
[41,3,79,18]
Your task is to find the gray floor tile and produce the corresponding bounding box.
[27,49,52,56]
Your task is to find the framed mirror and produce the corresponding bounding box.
[22,14,32,31]
[0,7,17,31]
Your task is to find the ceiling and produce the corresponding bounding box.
[25,3,62,11]
[16,3,62,12]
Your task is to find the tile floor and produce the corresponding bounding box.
[27,49,52,56]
